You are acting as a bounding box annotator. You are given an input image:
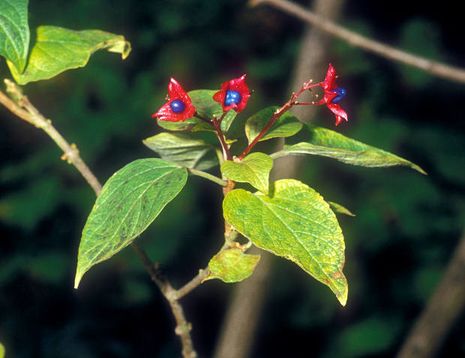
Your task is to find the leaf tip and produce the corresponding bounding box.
[337,285,348,306]
[121,41,132,59]
[74,273,82,289]
[412,164,428,175]
[74,266,86,289]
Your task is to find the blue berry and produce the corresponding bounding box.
[224,90,242,106]
[331,87,346,104]
[170,99,186,113]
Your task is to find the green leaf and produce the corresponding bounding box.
[221,152,273,193]
[329,201,355,217]
[223,179,347,305]
[143,132,218,170]
[245,106,303,144]
[157,117,211,132]
[75,158,187,288]
[279,125,426,174]
[206,248,261,283]
[189,90,237,132]
[0,342,4,358]
[0,0,29,73]
[8,25,131,85]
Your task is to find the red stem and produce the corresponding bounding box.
[238,81,320,160]
[212,117,232,160]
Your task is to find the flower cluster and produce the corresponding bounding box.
[152,75,250,122]
[152,64,348,125]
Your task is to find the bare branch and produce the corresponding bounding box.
[397,230,465,358]
[176,268,210,300]
[132,243,197,358]
[1,80,102,195]
[251,0,465,84]
[0,81,198,358]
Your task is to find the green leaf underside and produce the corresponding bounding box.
[157,117,210,132]
[223,179,347,305]
[282,125,426,174]
[8,25,131,84]
[75,159,187,288]
[329,201,355,217]
[221,152,273,193]
[143,132,218,170]
[245,106,303,144]
[206,248,261,283]
[0,0,29,73]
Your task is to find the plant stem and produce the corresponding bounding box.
[176,268,211,300]
[188,168,227,186]
[0,79,199,358]
[238,81,319,159]
[132,243,197,358]
[212,117,232,160]
[1,80,103,195]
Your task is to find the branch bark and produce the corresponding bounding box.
[251,0,465,85]
[0,81,102,195]
[0,80,200,358]
[213,1,344,357]
[397,230,465,358]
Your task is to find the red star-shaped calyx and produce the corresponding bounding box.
[213,75,251,113]
[315,64,348,126]
[152,78,196,122]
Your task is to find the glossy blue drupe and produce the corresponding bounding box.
[170,99,186,113]
[225,90,242,106]
[331,87,346,104]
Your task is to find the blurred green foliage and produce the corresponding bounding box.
[1,0,465,357]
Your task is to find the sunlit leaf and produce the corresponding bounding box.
[8,26,131,84]
[143,132,218,170]
[245,106,303,144]
[278,125,425,174]
[223,179,348,305]
[220,152,273,193]
[0,0,29,72]
[75,159,187,288]
[206,248,260,283]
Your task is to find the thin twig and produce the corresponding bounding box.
[238,81,319,159]
[251,0,465,84]
[397,229,465,358]
[176,268,210,300]
[212,117,232,160]
[132,243,197,358]
[0,80,199,358]
[1,79,103,195]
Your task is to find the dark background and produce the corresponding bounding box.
[1,0,465,357]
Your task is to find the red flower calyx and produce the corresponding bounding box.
[213,74,251,113]
[152,78,196,122]
[315,64,348,126]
